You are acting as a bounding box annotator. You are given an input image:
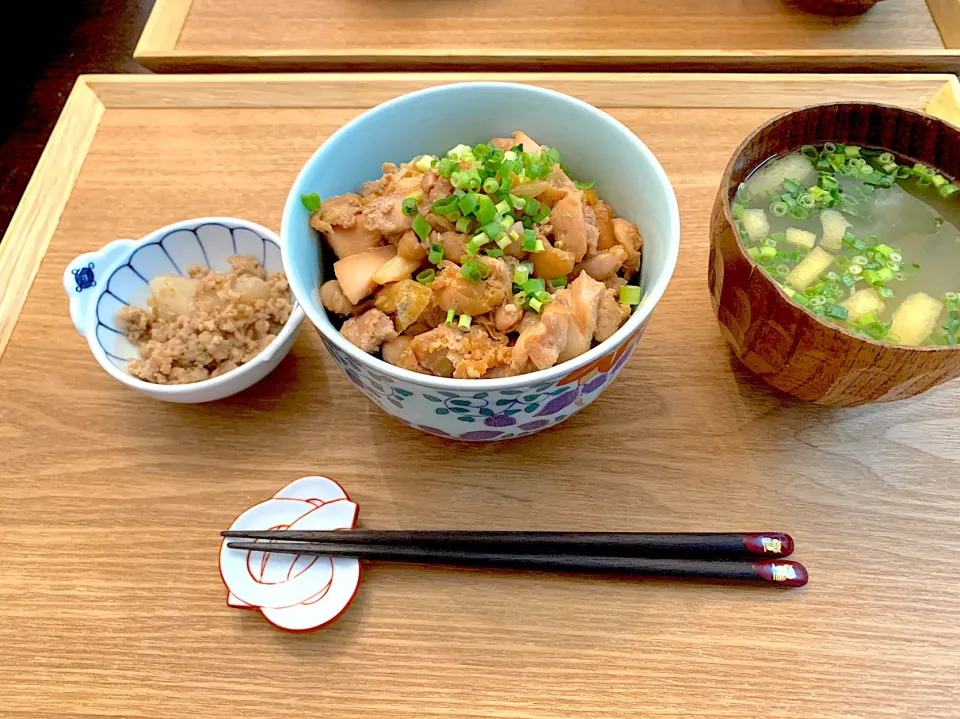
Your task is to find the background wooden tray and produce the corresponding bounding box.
[134,0,960,72]
[3,73,960,718]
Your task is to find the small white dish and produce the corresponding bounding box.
[63,217,305,403]
[219,476,361,632]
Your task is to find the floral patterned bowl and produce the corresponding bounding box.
[280,83,680,440]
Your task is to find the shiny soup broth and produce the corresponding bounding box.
[733,143,960,347]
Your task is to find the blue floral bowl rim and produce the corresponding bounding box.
[280,81,681,391]
[75,216,306,395]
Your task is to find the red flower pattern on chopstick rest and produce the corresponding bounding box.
[218,476,360,632]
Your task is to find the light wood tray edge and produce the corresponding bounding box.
[0,79,104,362]
[2,72,958,362]
[132,0,960,71]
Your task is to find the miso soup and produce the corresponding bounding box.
[732,143,960,346]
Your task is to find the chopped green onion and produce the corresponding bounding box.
[862,269,882,285]
[473,143,490,158]
[437,158,457,178]
[523,278,546,296]
[575,180,594,190]
[550,276,568,288]
[747,247,761,259]
[475,195,497,224]
[496,235,514,250]
[445,308,456,326]
[500,215,514,230]
[402,197,419,216]
[801,145,818,158]
[509,194,526,211]
[878,286,894,299]
[521,228,538,252]
[533,205,551,223]
[760,246,777,258]
[482,177,499,194]
[495,199,511,215]
[513,265,530,286]
[431,195,459,216]
[480,222,501,238]
[461,260,485,283]
[416,268,436,285]
[619,285,642,306]
[522,197,541,216]
[300,193,322,212]
[428,243,444,264]
[458,314,472,330]
[459,192,479,216]
[485,248,504,258]
[529,298,543,312]
[788,205,809,220]
[781,178,802,194]
[499,177,514,193]
[770,201,788,217]
[940,183,960,199]
[819,174,840,191]
[412,214,432,242]
[455,216,473,234]
[844,146,861,158]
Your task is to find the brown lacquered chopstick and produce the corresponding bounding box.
[220,530,794,558]
[225,541,808,587]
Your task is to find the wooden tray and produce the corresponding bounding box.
[134,0,960,72]
[3,73,960,718]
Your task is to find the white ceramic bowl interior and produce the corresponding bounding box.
[281,82,680,439]
[64,217,305,403]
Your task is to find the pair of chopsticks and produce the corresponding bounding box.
[222,530,808,587]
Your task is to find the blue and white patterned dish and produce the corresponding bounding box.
[281,82,680,440]
[63,217,305,403]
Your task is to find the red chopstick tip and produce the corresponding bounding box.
[743,532,794,557]
[752,559,808,587]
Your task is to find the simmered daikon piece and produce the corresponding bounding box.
[149,276,196,321]
[334,245,397,304]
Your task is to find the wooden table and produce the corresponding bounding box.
[3,73,960,718]
[135,0,960,72]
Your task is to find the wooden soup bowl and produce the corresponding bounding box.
[793,0,883,16]
[709,102,960,407]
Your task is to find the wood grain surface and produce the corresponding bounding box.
[134,0,960,72]
[2,74,960,719]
